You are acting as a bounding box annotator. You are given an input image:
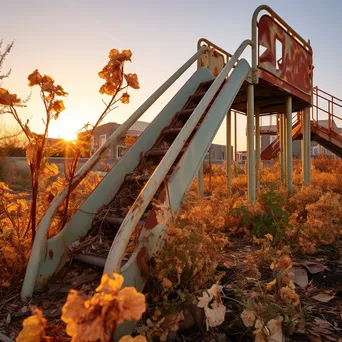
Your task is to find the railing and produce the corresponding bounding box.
[104,39,254,274]
[312,86,342,137]
[21,45,213,300]
[197,38,232,65]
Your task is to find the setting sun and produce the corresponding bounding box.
[49,124,78,141]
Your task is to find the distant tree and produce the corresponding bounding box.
[0,39,25,141]
[0,39,14,83]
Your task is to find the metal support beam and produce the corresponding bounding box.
[226,110,232,191]
[247,84,255,204]
[208,145,212,192]
[197,163,204,196]
[285,96,293,192]
[255,107,260,189]
[280,113,287,186]
[234,111,237,162]
[280,114,285,185]
[302,107,311,183]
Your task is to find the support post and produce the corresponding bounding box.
[302,106,311,183]
[197,163,204,196]
[208,145,212,192]
[255,107,260,188]
[278,115,283,183]
[234,111,237,162]
[247,84,255,204]
[285,96,293,192]
[226,110,232,192]
[280,114,285,185]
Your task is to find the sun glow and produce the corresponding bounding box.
[49,125,78,141]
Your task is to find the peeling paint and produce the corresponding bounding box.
[136,246,149,277]
[258,15,313,103]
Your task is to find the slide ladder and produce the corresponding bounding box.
[21,40,252,304]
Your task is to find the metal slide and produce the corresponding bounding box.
[21,40,252,304]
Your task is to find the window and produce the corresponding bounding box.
[117,145,128,159]
[221,151,225,160]
[99,134,106,147]
[276,39,283,70]
[212,149,216,159]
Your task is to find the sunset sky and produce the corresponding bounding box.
[2,0,342,149]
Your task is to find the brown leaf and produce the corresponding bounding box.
[292,267,308,288]
[304,263,326,274]
[5,313,11,325]
[124,73,140,89]
[121,92,130,104]
[0,88,21,105]
[99,82,116,96]
[28,69,43,86]
[312,293,335,303]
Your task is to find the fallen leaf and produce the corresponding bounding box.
[6,313,11,325]
[304,263,326,274]
[292,267,309,288]
[312,293,335,303]
[307,332,322,342]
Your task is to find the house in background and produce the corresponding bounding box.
[204,143,228,164]
[80,121,228,165]
[81,121,150,162]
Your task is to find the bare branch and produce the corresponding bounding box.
[0,39,14,80]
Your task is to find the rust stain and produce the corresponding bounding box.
[199,49,225,77]
[144,191,167,230]
[136,246,149,278]
[258,15,312,104]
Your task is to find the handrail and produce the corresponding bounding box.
[312,86,342,136]
[314,94,342,109]
[313,86,342,104]
[21,45,211,300]
[104,39,253,274]
[251,5,312,71]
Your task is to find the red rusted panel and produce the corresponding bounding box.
[144,191,166,230]
[136,246,149,277]
[199,49,225,77]
[258,15,313,104]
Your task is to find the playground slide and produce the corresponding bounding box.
[23,67,215,291]
[21,39,252,306]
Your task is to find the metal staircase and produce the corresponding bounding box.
[260,114,302,160]
[261,87,342,160]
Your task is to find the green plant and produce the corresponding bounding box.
[230,189,291,242]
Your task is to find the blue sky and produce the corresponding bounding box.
[1,0,342,149]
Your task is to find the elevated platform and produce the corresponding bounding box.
[231,79,310,115]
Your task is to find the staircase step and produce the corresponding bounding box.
[177,108,195,117]
[73,254,106,268]
[145,147,186,157]
[190,91,206,101]
[104,216,146,226]
[164,127,182,135]
[125,174,151,182]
